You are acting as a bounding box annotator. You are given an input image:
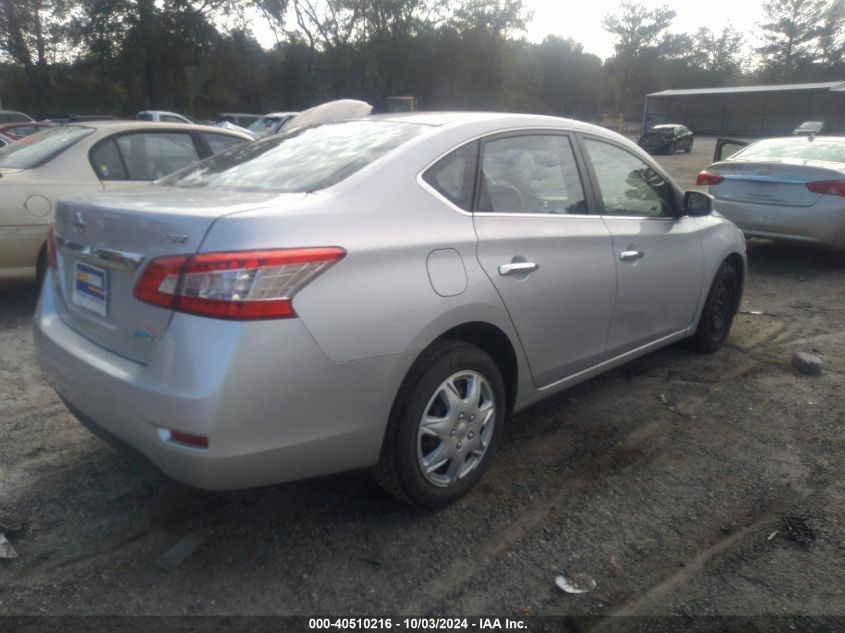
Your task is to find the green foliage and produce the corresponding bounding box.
[2,0,845,121]
[756,0,830,79]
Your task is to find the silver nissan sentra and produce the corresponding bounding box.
[34,113,746,507]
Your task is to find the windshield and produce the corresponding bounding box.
[733,138,845,163]
[160,119,427,193]
[0,125,93,169]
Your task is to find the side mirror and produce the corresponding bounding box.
[684,190,713,217]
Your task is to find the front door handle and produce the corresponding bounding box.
[619,250,644,262]
[498,262,539,275]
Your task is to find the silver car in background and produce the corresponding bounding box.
[35,113,746,507]
[699,136,845,248]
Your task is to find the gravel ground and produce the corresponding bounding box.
[1,137,844,623]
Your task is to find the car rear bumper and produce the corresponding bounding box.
[34,273,409,490]
[713,199,845,249]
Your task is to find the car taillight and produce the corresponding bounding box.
[806,180,845,196]
[133,247,345,319]
[46,224,57,270]
[696,171,724,186]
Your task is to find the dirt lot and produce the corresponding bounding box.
[1,137,844,624]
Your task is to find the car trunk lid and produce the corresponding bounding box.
[52,187,305,364]
[711,160,845,207]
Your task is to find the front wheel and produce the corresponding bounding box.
[689,263,739,353]
[374,340,505,507]
[685,140,693,153]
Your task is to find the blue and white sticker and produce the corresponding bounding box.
[72,261,108,317]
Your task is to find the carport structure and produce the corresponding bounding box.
[643,81,845,136]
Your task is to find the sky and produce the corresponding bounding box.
[521,0,765,60]
[251,0,766,61]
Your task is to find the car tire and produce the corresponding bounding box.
[685,140,693,153]
[690,263,739,353]
[373,340,505,507]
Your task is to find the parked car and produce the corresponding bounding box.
[214,120,258,139]
[698,136,845,249]
[0,121,252,284]
[247,111,298,136]
[793,121,826,136]
[216,113,261,128]
[0,122,53,140]
[0,109,33,124]
[38,114,125,124]
[34,113,745,507]
[638,124,694,154]
[136,110,192,124]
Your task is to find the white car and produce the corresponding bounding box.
[0,121,252,284]
[136,110,193,124]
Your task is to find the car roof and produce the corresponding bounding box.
[748,135,845,143]
[0,121,48,129]
[260,112,299,118]
[367,111,589,128]
[68,120,253,138]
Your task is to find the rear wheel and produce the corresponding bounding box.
[690,263,739,353]
[374,340,505,507]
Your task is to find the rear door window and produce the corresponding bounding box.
[115,132,200,180]
[201,132,248,155]
[477,134,587,214]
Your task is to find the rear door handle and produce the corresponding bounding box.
[498,262,539,275]
[619,250,644,262]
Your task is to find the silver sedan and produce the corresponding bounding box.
[699,136,845,249]
[35,113,746,507]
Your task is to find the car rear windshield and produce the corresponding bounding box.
[160,119,427,192]
[734,138,845,163]
[0,125,93,169]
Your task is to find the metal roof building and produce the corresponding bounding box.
[643,81,845,136]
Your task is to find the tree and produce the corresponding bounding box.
[601,2,680,115]
[601,1,676,58]
[0,0,66,109]
[816,0,845,67]
[756,0,827,79]
[692,26,743,76]
[537,36,601,116]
